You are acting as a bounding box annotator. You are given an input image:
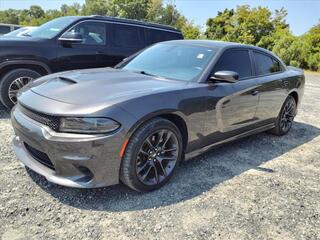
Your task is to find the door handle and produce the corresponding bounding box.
[251,90,259,96]
[96,51,105,54]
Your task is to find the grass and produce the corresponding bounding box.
[304,70,320,76]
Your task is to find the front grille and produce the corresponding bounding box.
[24,143,55,170]
[19,104,60,131]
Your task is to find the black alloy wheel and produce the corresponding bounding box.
[270,95,297,136]
[120,117,183,192]
[279,96,296,133]
[136,129,179,186]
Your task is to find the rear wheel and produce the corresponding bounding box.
[120,118,183,192]
[0,68,41,109]
[270,95,297,136]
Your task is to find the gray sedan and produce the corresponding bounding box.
[11,40,304,192]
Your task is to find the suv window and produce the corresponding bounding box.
[68,21,106,45]
[254,51,282,75]
[0,26,11,34]
[113,24,141,48]
[212,49,252,79]
[150,29,181,44]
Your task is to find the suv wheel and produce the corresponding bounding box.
[0,69,41,109]
[120,118,183,192]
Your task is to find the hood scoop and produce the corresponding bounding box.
[58,76,77,84]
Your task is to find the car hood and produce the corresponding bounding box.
[27,68,186,107]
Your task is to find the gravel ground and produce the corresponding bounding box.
[0,74,319,240]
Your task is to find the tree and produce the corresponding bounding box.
[29,5,45,19]
[81,0,110,15]
[272,32,309,68]
[205,5,288,45]
[0,9,20,24]
[110,0,150,20]
[0,1,317,71]
[303,23,320,70]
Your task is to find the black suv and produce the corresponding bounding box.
[0,16,183,109]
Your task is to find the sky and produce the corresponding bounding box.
[0,0,319,35]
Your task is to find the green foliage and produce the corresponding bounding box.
[0,2,317,70]
[205,5,319,71]
[0,0,200,39]
[205,5,288,45]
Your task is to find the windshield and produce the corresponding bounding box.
[27,16,78,39]
[4,27,26,37]
[121,42,218,81]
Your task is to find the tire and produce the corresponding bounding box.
[270,95,297,136]
[120,117,183,192]
[0,68,41,109]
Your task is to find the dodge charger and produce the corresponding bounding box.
[11,40,305,192]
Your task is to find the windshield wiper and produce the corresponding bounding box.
[137,70,160,78]
[22,33,31,37]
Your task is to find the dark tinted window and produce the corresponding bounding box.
[113,24,141,48]
[68,21,106,45]
[0,26,11,34]
[254,52,282,75]
[213,49,252,79]
[150,29,182,44]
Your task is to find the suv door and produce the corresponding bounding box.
[56,21,109,71]
[204,49,260,145]
[107,23,145,66]
[252,51,288,123]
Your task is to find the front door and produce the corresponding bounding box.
[56,21,109,71]
[203,48,260,146]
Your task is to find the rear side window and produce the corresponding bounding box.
[150,29,182,44]
[0,26,11,34]
[113,24,141,48]
[254,52,282,75]
[212,49,252,79]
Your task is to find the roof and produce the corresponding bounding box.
[82,15,181,33]
[168,40,244,48]
[0,23,21,27]
[167,40,277,55]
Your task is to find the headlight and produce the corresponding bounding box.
[59,117,120,134]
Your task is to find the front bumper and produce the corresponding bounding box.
[11,106,125,188]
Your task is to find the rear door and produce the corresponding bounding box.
[252,51,288,123]
[107,23,145,66]
[56,20,109,71]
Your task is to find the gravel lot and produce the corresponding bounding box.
[0,74,319,240]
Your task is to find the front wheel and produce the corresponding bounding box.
[120,118,183,192]
[270,95,297,136]
[0,69,41,109]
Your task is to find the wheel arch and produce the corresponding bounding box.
[126,111,189,152]
[0,60,51,80]
[288,90,299,105]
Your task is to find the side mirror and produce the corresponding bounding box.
[59,32,83,44]
[209,70,239,83]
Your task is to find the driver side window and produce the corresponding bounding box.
[212,49,253,79]
[67,21,106,45]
